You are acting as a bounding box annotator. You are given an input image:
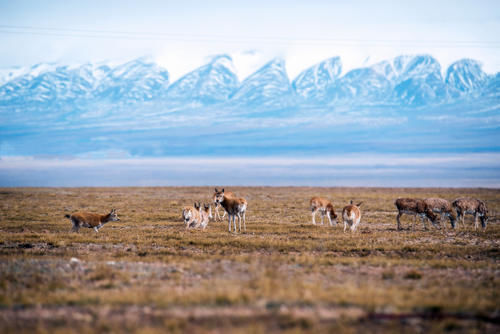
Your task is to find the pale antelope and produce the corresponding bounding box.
[342,200,362,232]
[395,198,438,231]
[452,198,488,230]
[309,196,338,226]
[213,189,235,221]
[424,198,457,229]
[182,203,202,229]
[199,203,212,230]
[213,188,247,233]
[65,209,120,233]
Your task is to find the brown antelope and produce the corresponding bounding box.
[182,203,202,229]
[65,209,120,233]
[342,200,362,232]
[213,188,247,233]
[213,189,235,221]
[309,196,338,226]
[424,198,457,229]
[452,198,488,230]
[199,203,212,230]
[395,198,438,230]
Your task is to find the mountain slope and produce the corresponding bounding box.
[95,58,169,103]
[328,67,392,104]
[230,58,295,109]
[166,55,238,104]
[292,57,342,103]
[446,59,488,97]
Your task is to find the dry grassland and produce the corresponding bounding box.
[0,187,499,333]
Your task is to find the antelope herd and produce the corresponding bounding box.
[65,189,491,233]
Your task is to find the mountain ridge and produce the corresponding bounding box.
[0,54,498,111]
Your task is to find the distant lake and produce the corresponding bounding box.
[1,154,499,187]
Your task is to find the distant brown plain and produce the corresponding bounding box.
[0,187,499,333]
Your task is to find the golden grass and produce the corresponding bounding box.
[0,187,499,333]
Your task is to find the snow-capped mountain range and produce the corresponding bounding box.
[0,54,498,159]
[0,54,497,112]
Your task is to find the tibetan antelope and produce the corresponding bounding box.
[309,196,338,226]
[182,203,202,229]
[213,189,235,221]
[452,198,488,230]
[65,208,120,233]
[395,198,438,231]
[342,200,362,232]
[424,198,457,229]
[213,188,247,233]
[199,203,212,230]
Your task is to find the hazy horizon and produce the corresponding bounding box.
[1,153,499,187]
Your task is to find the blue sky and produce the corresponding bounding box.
[0,0,499,80]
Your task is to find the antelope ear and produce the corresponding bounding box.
[356,202,363,207]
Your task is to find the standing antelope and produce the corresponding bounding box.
[424,198,457,229]
[309,197,338,226]
[213,188,247,233]
[65,208,120,233]
[395,198,438,231]
[213,189,235,221]
[342,200,362,232]
[182,203,202,229]
[452,198,488,230]
[199,203,212,230]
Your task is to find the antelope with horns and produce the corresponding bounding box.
[342,200,362,232]
[182,203,202,229]
[452,198,488,230]
[199,203,212,230]
[309,196,338,226]
[394,198,439,231]
[213,188,247,233]
[213,189,235,221]
[65,209,120,233]
[424,198,457,229]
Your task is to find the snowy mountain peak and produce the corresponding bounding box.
[446,59,487,93]
[208,54,235,69]
[372,54,441,83]
[94,57,169,103]
[230,58,294,108]
[328,66,392,104]
[166,54,238,104]
[293,57,342,101]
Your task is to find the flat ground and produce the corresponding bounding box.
[0,187,498,333]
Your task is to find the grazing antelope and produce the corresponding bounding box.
[452,198,488,230]
[213,188,247,233]
[394,198,438,231]
[199,203,212,230]
[65,209,120,233]
[213,189,235,221]
[309,197,338,226]
[182,203,202,229]
[342,200,362,232]
[424,198,457,229]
